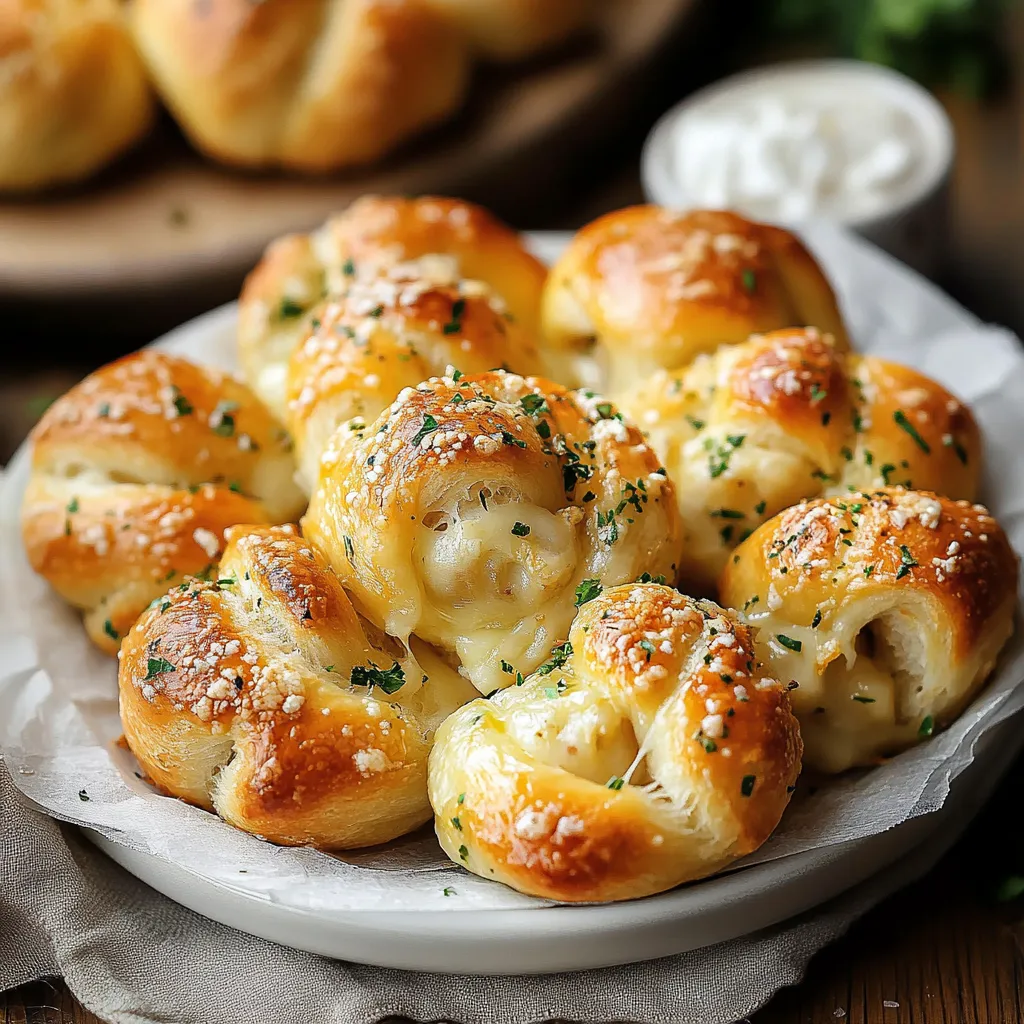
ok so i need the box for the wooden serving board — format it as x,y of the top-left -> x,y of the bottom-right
0,0 -> 696,301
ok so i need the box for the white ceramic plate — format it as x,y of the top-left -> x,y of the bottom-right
83,714 -> 1016,974
5,228 -> 1024,974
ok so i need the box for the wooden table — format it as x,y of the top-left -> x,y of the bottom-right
6,11 -> 1024,1024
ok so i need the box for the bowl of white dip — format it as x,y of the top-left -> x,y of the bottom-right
642,60 -> 954,275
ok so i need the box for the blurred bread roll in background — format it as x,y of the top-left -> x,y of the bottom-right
238,195 -> 548,419
720,489 -> 1018,773
21,352 -> 305,653
421,0 -> 592,61
618,327 -> 980,593
542,206 -> 850,392
0,0 -> 153,190
130,0 -> 470,172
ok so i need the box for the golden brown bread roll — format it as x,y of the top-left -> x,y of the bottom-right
21,352 -> 305,654
719,489 -> 1018,773
238,195 -> 548,419
120,524 -> 476,849
0,0 -> 153,190
130,0 -> 469,173
285,266 -> 543,491
421,0 -> 592,60
618,328 -> 980,594
428,583 -> 802,902
541,206 -> 850,391
303,370 -> 683,696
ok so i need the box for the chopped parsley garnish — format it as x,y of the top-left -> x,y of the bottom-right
574,579 -> 603,607
458,844 -> 469,862
78,789 -> 90,801
741,268 -> 757,294
639,639 -> 657,662
544,680 -> 568,699
720,525 -> 734,544
511,522 -> 531,537
606,776 -> 625,791
98,402 -> 111,418
442,298 -> 466,335
596,507 -> 619,545
411,413 -> 439,446
943,434 -> 968,465
754,500 -> 767,516
880,463 -> 897,485
535,420 -> 551,440
594,401 -> 616,420
343,535 -> 355,561
103,619 -> 119,641
561,456 -> 593,493
685,415 -> 705,430
451,817 -> 462,831
520,394 -> 547,416
696,733 -> 718,753
458,792 -> 465,804
350,661 -> 406,694
342,258 -> 355,276
809,383 -> 828,405
145,657 -> 176,679
277,297 -> 304,320
852,694 -> 876,704
369,305 -> 384,318
741,775 -> 756,797
443,887 -> 456,897
171,387 -> 193,417
893,410 -> 931,453
501,430 -> 527,449
896,544 -> 918,580
919,715 -> 935,737
811,609 -> 822,628
66,497 -> 79,514
501,660 -> 515,674
864,564 -> 875,577
211,400 -> 238,437
636,572 -> 666,585
708,434 -> 746,479
776,634 -> 802,653
536,641 -> 572,675
711,508 -> 745,520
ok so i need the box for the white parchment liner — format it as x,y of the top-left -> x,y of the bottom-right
3,225 -> 1024,913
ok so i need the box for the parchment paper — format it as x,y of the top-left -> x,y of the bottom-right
3,224 -> 1023,913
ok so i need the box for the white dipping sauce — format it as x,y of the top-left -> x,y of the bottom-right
673,95 -> 922,223
644,61 -> 953,232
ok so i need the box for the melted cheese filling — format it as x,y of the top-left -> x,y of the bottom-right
413,487 -> 583,692
758,618 -> 926,773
